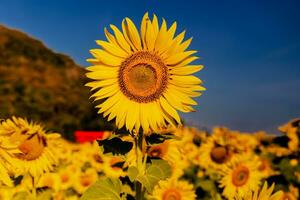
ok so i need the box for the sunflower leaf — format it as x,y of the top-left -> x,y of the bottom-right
97,137 -> 133,155
136,159 -> 172,192
80,177 -> 122,200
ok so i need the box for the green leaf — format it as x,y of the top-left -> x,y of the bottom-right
128,166 -> 139,182
136,160 -> 172,192
80,177 -> 122,200
97,137 -> 133,155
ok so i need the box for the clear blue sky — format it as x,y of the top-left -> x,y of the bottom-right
1,0 -> 299,133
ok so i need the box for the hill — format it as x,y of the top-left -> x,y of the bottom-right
0,25 -> 112,139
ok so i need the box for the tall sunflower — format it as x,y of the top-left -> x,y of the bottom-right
0,117 -> 60,178
86,13 -> 205,133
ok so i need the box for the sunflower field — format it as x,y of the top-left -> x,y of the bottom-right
0,12 -> 299,200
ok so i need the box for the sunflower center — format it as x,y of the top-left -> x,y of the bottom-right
17,134 -> 46,161
210,146 -> 230,164
232,165 -> 250,187
118,51 -> 168,103
163,189 -> 181,200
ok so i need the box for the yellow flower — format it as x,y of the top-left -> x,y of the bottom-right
73,168 -> 98,194
279,185 -> 299,200
0,117 -> 60,178
37,172 -> 61,192
86,12 -> 205,134
151,178 -> 196,200
258,158 -> 277,178
219,154 -> 263,199
147,140 -> 186,178
57,164 -> 79,190
279,118 -> 300,152
235,182 -> 283,200
102,155 -> 126,178
197,134 -> 237,170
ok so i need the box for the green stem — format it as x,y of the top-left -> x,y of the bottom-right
135,131 -> 144,200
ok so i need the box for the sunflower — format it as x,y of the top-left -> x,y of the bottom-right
151,178 -> 196,200
147,140 -> 186,178
37,172 -> 61,192
102,155 -> 127,178
219,154 -> 263,199
279,185 -> 299,200
235,182 -> 283,200
74,168 -> 98,194
278,118 -> 300,152
0,117 -> 60,178
197,134 -> 237,170
86,12 -> 205,134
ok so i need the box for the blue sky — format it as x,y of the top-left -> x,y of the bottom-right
1,0 -> 299,133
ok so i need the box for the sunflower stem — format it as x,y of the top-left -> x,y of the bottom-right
135,131 -> 144,200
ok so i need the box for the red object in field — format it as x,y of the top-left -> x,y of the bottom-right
75,131 -> 104,143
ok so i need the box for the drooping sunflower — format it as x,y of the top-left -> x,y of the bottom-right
235,182 -> 283,200
86,12 -> 205,133
0,117 -> 60,178
219,154 -> 263,199
151,178 -> 196,200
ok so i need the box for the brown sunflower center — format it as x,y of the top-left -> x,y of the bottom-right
210,146 -> 230,164
163,189 -> 181,200
118,51 -> 168,103
232,165 -> 250,187
17,134 -> 46,161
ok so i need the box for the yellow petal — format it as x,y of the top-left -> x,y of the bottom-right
159,97 -> 181,124
86,70 -> 118,80
152,14 -> 159,37
175,37 -> 193,53
90,49 -> 122,66
166,51 -> 197,65
167,85 -> 197,105
169,65 -> 203,75
145,19 -> 155,51
85,79 -> 118,91
140,12 -> 149,49
96,40 -> 128,58
91,84 -> 119,98
126,100 -> 139,131
154,19 -> 167,53
171,56 -> 199,68
110,25 -> 132,53
124,18 -> 142,50
170,75 -> 202,85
